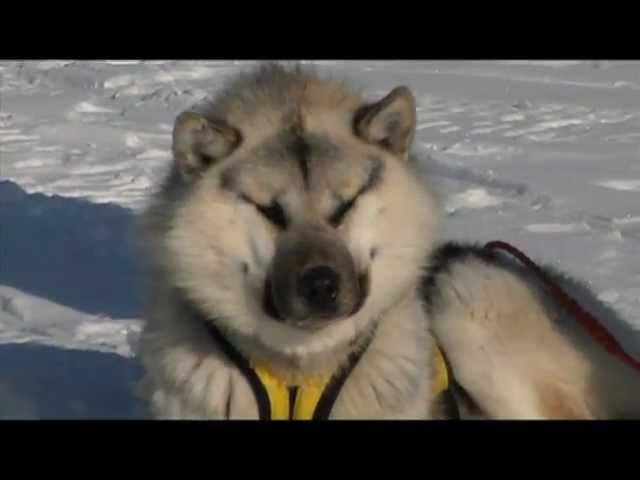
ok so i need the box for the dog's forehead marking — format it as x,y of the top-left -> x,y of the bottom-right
220,128 -> 383,209
274,130 -> 342,190
287,134 -> 311,189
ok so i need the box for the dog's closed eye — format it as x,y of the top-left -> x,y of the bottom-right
329,196 -> 358,227
329,161 -> 382,228
242,195 -> 288,230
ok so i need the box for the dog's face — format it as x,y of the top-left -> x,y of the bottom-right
161,85 -> 439,356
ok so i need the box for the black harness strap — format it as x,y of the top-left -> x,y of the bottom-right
204,319 -> 376,420
436,348 -> 460,420
312,336 -> 373,420
205,322 -> 271,420
288,386 -> 298,419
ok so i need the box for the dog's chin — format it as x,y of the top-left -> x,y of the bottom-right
261,273 -> 370,331
261,282 -> 330,331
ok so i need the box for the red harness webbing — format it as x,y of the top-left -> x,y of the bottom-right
484,240 -> 640,374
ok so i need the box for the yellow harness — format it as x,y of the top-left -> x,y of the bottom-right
205,318 -> 453,420
253,366 -> 332,420
253,347 -> 451,420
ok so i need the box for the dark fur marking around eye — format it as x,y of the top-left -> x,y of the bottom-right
329,196 -> 357,227
258,202 -> 288,229
241,194 -> 288,230
329,159 -> 383,227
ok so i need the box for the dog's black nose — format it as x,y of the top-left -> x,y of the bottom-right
297,265 -> 340,315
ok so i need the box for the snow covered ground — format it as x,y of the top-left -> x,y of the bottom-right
2,60 -> 639,418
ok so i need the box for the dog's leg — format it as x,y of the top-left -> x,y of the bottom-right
428,257 -> 599,419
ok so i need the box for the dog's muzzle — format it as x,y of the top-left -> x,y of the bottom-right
262,227 -> 370,327
263,268 -> 369,327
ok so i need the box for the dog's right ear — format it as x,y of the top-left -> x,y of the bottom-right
172,112 -> 241,181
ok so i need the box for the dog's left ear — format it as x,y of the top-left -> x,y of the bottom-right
354,86 -> 417,157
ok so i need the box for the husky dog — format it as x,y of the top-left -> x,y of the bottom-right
135,63 -> 443,419
135,62 -> 640,420
424,243 -> 640,419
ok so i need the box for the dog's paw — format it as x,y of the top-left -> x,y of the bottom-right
143,342 -> 249,419
147,388 -> 219,419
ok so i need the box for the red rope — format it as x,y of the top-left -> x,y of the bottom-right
484,240 -> 640,374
